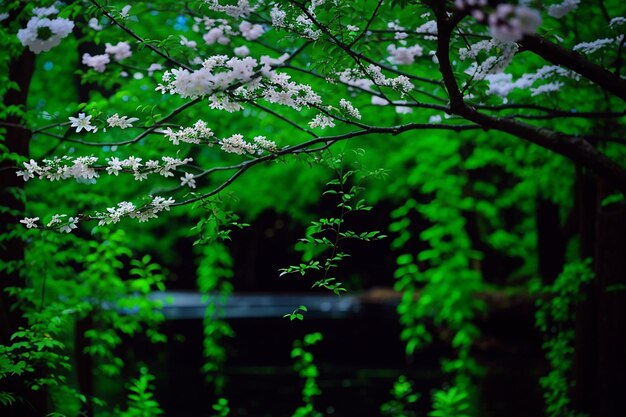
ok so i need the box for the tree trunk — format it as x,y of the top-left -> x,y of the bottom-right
536,198 -> 565,284
571,169 -> 598,415
594,185 -> 626,417
0,50 -> 47,416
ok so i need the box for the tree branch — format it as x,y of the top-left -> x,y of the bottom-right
520,35 -> 626,102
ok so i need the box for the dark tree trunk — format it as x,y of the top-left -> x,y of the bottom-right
75,315 -> 95,417
536,198 -> 565,285
571,169 -> 598,415
594,184 -> 626,417
0,50 -> 47,416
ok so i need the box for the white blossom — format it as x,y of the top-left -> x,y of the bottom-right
106,157 -> 124,176
573,38 -> 617,54
163,121 -> 214,145
253,136 -> 278,152
32,6 -> 59,17
107,113 -> 139,129
148,63 -> 163,76
530,81 -> 564,96
234,45 -> 250,57
105,41 -> 132,61
548,0 -> 580,19
610,17 -> 626,29
60,217 -> 78,233
68,113 -> 95,133
387,44 -> 424,65
488,4 -> 542,42
206,0 -> 255,18
120,5 -> 132,20
220,134 -> 258,154
180,173 -> 197,189
17,16 -> 74,54
239,21 -> 265,41
82,53 -> 110,72
151,196 -> 175,212
20,217 -> 39,229
270,6 -> 287,27
339,99 -> 362,120
88,17 -> 103,31
309,114 -> 335,129
428,115 -> 442,124
180,36 -> 197,50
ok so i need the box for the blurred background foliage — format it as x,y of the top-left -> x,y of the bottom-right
1,1 -> 625,417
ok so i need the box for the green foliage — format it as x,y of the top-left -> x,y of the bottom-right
429,387 -> 471,417
284,305 -> 308,321
280,151 -> 386,311
211,398 -> 230,417
194,198 -> 240,392
291,332 -> 324,417
380,375 -> 420,417
534,259 -> 594,417
117,367 -> 163,417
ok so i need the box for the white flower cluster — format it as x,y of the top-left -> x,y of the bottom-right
455,1 -> 542,42
573,38 -> 620,55
239,21 -> 265,40
163,120 -> 215,145
180,173 -> 196,189
158,54 -> 325,113
219,134 -> 277,155
460,39 -> 518,80
484,64 -> 580,99
53,215 -> 78,233
387,44 -> 424,65
106,156 -> 194,181
337,66 -> 414,96
205,0 -> 256,18
16,156 -> 99,182
234,45 -> 250,57
17,10 -> 74,54
415,20 -> 437,40
454,0 -> 489,21
388,21 -> 408,40
201,19 -> 236,45
20,217 -> 40,229
82,41 -> 132,73
610,17 -> 626,29
366,65 -> 414,95
107,113 -> 139,129
105,42 -> 133,61
32,6 -> 59,17
488,4 -> 542,42
16,155 -> 193,183
96,196 -> 176,226
157,55 -> 258,99
36,214 -> 79,233
309,114 -> 335,129
270,5 -> 287,27
262,70 -> 323,111
82,54 -> 110,73
191,14 -> 265,46
339,99 -> 362,120
148,63 -> 164,76
267,4 -> 321,40
89,17 -> 103,31
547,0 -> 580,19
162,121 -> 277,155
